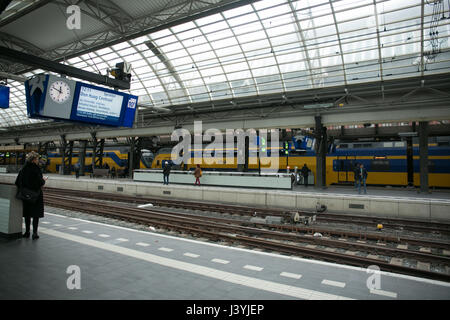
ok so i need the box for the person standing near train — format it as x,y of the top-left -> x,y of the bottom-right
74,161 -> 81,179
357,163 -> 368,195
163,160 -> 171,185
300,163 -> 310,187
15,151 -> 47,240
194,164 -> 202,186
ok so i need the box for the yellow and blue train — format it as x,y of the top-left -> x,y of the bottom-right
2,138 -> 449,187
151,138 -> 450,188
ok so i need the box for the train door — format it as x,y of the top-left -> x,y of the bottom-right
337,155 -> 356,184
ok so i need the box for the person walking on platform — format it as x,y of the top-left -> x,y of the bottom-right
74,161 -> 80,179
194,164 -> 202,186
163,160 -> 171,185
300,163 -> 310,187
353,162 -> 359,189
15,151 -> 47,240
357,163 -> 368,195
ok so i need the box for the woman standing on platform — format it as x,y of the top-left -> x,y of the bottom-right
194,164 -> 202,186
15,151 -> 47,240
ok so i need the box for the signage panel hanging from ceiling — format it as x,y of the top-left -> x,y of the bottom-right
24,74 -> 137,128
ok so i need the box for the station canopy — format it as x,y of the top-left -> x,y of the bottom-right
1,0 -> 449,128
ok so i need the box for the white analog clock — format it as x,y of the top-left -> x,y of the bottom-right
49,80 -> 71,104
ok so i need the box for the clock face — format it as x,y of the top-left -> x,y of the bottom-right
49,80 -> 71,104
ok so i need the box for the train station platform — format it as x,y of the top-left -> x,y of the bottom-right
1,210 -> 449,301
1,172 -> 450,222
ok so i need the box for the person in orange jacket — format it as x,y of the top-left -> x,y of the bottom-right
194,164 -> 202,186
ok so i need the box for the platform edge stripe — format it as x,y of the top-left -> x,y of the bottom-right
321,279 -> 346,288
184,252 -> 200,258
136,242 -> 150,247
39,227 -> 355,300
370,288 -> 398,298
98,234 -> 110,237
280,272 -> 302,279
211,258 -> 230,264
44,212 -> 450,288
243,265 -> 264,271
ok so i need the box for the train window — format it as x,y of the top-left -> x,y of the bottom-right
156,160 -> 160,166
371,160 -> 390,171
339,144 -> 348,149
428,160 -> 435,173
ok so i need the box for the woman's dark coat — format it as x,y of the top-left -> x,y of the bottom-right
15,162 -> 45,218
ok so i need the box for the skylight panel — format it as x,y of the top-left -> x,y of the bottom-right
176,28 -> 202,41
196,13 -> 223,26
257,4 -> 291,20
253,0 -> 286,11
171,21 -> 196,33
232,21 -> 263,35
200,20 -> 228,35
222,4 -> 254,18
227,12 -> 259,27
200,66 -> 224,78
210,36 -> 238,50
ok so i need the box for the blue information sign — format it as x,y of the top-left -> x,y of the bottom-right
0,85 -> 9,109
25,74 -> 137,127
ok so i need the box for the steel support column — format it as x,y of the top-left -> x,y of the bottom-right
128,137 -> 135,178
79,140 -> 87,176
60,135 -> 67,175
419,121 -> 429,193
406,137 -> 414,187
315,116 -> 327,188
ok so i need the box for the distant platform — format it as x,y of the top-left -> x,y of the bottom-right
1,173 -> 449,222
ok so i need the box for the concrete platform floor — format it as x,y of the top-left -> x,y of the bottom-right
1,210 -> 449,301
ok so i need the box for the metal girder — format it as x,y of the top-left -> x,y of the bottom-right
11,0 -> 261,74
53,0 -> 134,33
2,101 -> 450,145
0,46 -> 130,89
0,0 -> 52,28
0,31 -> 44,56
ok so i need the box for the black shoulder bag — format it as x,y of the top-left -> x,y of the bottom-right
15,170 -> 40,204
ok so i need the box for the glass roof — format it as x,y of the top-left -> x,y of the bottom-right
1,0 -> 450,128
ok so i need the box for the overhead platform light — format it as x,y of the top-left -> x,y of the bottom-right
398,132 -> 418,137
303,103 -> 334,109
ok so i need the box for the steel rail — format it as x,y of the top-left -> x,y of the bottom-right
43,193 -> 450,282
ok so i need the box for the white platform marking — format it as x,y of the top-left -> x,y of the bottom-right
280,272 -> 302,280
98,234 -> 110,238
136,242 -> 150,247
116,238 -> 129,242
321,279 -> 346,288
53,224 -> 63,227
42,221 -> 50,224
68,227 -> 78,230
184,253 -> 200,258
211,258 -> 230,264
39,227 -> 354,300
44,212 -> 450,288
158,247 -> 173,252
370,289 -> 398,298
244,265 -> 263,272
82,230 -> 93,234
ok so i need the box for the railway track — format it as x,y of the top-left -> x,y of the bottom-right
43,187 -> 450,237
42,190 -> 450,282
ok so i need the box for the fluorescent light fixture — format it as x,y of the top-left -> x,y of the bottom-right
303,103 -> 334,109
398,132 -> 418,137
